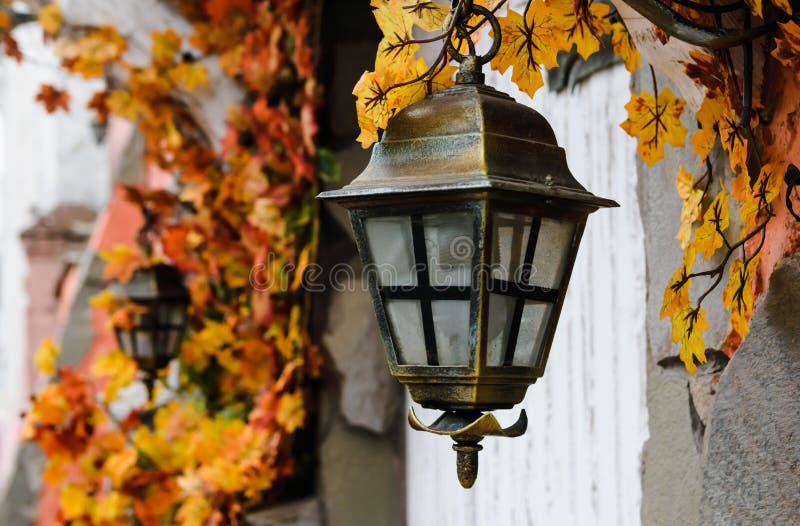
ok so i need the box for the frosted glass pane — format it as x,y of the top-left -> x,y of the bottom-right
365,216 -> 417,286
530,219 -> 575,289
385,299 -> 427,365
431,300 -> 470,366
512,302 -> 553,367
486,294 -> 516,366
423,212 -> 474,287
491,213 -> 532,282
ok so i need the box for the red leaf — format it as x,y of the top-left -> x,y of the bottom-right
35,84 -> 71,113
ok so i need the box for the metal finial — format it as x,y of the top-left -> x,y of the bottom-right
408,408 -> 528,488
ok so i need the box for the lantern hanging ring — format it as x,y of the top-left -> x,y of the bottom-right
447,2 -> 502,84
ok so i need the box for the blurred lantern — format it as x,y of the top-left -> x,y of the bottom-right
319,2 -> 617,488
111,263 -> 189,394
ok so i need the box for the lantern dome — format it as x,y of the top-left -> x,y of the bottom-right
320,83 -> 618,210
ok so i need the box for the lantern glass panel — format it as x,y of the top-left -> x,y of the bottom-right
512,301 -> 553,367
365,216 -> 416,287
485,211 -> 575,368
491,213 -> 533,282
363,209 -> 477,367
423,212 -> 473,287
384,299 -> 427,365
431,299 -> 470,365
530,218 -> 576,289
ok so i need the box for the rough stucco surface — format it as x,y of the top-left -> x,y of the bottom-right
700,257 -> 800,525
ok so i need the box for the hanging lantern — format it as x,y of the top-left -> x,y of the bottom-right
111,263 -> 189,391
319,2 -> 617,488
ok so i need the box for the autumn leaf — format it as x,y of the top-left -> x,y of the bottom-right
35,84 -> 71,113
403,0 -> 450,32
92,349 -> 138,403
740,162 -> 784,227
34,338 -> 61,376
660,259 -> 693,320
718,106 -> 748,174
770,0 -> 792,15
152,28 -> 182,66
171,61 -> 210,90
38,2 -> 63,36
58,24 -> 127,79
675,165 -> 703,248
490,5 -> 560,97
60,484 -> 89,520
743,0 -> 763,16
611,21 -> 640,73
276,390 -> 305,433
723,256 -> 759,339
548,0 -> 611,60
692,188 -> 730,260
671,306 -> 709,375
3,34 -> 22,62
0,12 -> 10,31
100,245 -> 146,283
87,90 -> 110,122
205,0 -> 254,22
772,21 -> 800,76
684,51 -> 728,97
692,95 -> 723,161
621,87 -> 688,166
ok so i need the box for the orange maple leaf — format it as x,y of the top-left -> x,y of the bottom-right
205,0 -> 254,22
99,245 -> 147,283
35,84 -> 71,113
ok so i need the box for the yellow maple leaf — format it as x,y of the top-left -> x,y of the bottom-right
60,483 -> 89,520
740,162 -> 784,227
744,0 -> 763,16
770,0 -> 793,14
102,448 -> 138,488
490,5 -> 560,97
90,491 -> 131,524
151,28 -> 182,66
34,337 -> 60,376
723,256 -> 760,339
276,390 -> 305,433
671,306 -> 709,375
106,90 -> 142,120
611,21 -> 640,73
548,0 -> 611,59
772,21 -> 800,76
89,289 -> 117,311
99,244 -> 145,283
676,165 -> 704,248
92,349 -> 138,403
660,260 -> 693,320
692,188 -> 730,260
38,2 -> 63,36
402,0 -> 450,33
621,87 -> 688,166
718,106 -> 748,174
59,24 -> 127,79
171,62 -> 209,90
691,95 -> 724,161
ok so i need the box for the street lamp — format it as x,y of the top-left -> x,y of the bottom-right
110,263 -> 189,394
319,3 -> 617,488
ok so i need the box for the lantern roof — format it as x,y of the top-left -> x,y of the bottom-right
320,83 -> 619,209
111,263 -> 189,303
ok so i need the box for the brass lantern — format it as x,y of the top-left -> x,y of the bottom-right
319,4 -> 617,488
111,263 -> 190,393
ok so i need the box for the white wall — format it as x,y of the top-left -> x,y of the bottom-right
405,63 -> 648,525
0,25 -> 108,496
